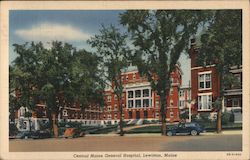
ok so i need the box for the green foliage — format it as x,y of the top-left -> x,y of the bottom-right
38,121 -> 51,130
179,109 -> 189,120
9,122 -> 18,136
221,111 -> 235,125
120,10 -> 212,134
88,25 -> 131,136
10,41 -> 105,136
198,10 -> 242,133
198,10 -> 242,70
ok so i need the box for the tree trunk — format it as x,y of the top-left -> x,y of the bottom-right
216,108 -> 222,133
160,94 -> 167,135
52,113 -> 59,137
119,104 -> 124,136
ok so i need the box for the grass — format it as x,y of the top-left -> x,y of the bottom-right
124,123 -> 242,134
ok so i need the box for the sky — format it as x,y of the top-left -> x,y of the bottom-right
9,10 -> 191,87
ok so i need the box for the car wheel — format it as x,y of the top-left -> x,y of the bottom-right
191,130 -> 198,136
167,131 -> 173,136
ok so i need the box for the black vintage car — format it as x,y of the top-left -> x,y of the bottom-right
166,122 -> 205,136
15,131 -> 34,139
30,130 -> 51,139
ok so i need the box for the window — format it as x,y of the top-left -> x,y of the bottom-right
170,111 -> 174,118
156,112 -> 159,118
179,100 -> 185,108
128,111 -> 133,119
128,91 -> 133,98
199,72 -> 212,89
144,111 -> 148,118
170,99 -> 173,107
156,101 -> 159,108
127,88 -> 152,109
20,107 -> 25,117
126,75 -> 129,81
108,106 -> 111,111
170,88 -> 173,95
63,110 -> 68,116
143,89 -> 149,97
135,100 -> 141,108
198,94 -> 212,110
232,99 -> 240,107
121,76 -> 124,82
128,100 -> 134,108
108,114 -> 111,119
114,95 -> 117,100
179,90 -> 184,97
143,99 -> 149,107
133,74 -> 136,80
135,90 -> 141,98
107,96 -> 111,102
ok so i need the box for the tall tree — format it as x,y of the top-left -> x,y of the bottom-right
10,42 -> 43,131
10,41 -> 105,137
197,10 -> 242,133
87,25 -> 131,136
120,10 -> 211,135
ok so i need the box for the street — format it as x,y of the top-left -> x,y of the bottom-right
9,134 -> 242,152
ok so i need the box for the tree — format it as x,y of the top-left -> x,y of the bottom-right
87,25 -> 131,136
198,10 -> 242,133
10,42 -> 42,131
120,10 -> 211,135
10,41 -> 105,137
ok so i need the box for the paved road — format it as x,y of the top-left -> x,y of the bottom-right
9,134 -> 242,152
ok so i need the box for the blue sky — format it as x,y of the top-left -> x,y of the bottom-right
9,10 -> 191,86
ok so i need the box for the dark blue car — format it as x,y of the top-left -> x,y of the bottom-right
166,122 -> 205,136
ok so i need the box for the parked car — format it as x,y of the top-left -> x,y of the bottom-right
31,130 -> 51,139
166,122 -> 205,136
15,131 -> 34,139
63,128 -> 85,138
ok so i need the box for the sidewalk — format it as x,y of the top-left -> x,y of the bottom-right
85,130 -> 242,137
202,130 -> 242,136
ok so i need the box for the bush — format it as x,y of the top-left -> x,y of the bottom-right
9,122 -> 18,136
229,111 -> 235,122
38,121 -> 51,130
143,120 -> 150,124
222,112 -> 231,125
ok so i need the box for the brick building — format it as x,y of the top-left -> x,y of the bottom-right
189,38 -> 221,119
189,38 -> 242,122
101,65 -> 183,125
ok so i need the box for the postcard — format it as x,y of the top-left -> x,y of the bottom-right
0,1 -> 249,160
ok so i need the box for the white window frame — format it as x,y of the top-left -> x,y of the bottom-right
63,110 -> 68,116
126,87 -> 152,109
198,93 -> 212,111
179,90 -> 184,97
198,71 -> 212,90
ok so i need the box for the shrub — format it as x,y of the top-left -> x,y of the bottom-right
9,122 -> 18,136
222,112 -> 231,125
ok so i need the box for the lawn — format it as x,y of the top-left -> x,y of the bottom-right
125,123 -> 242,134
